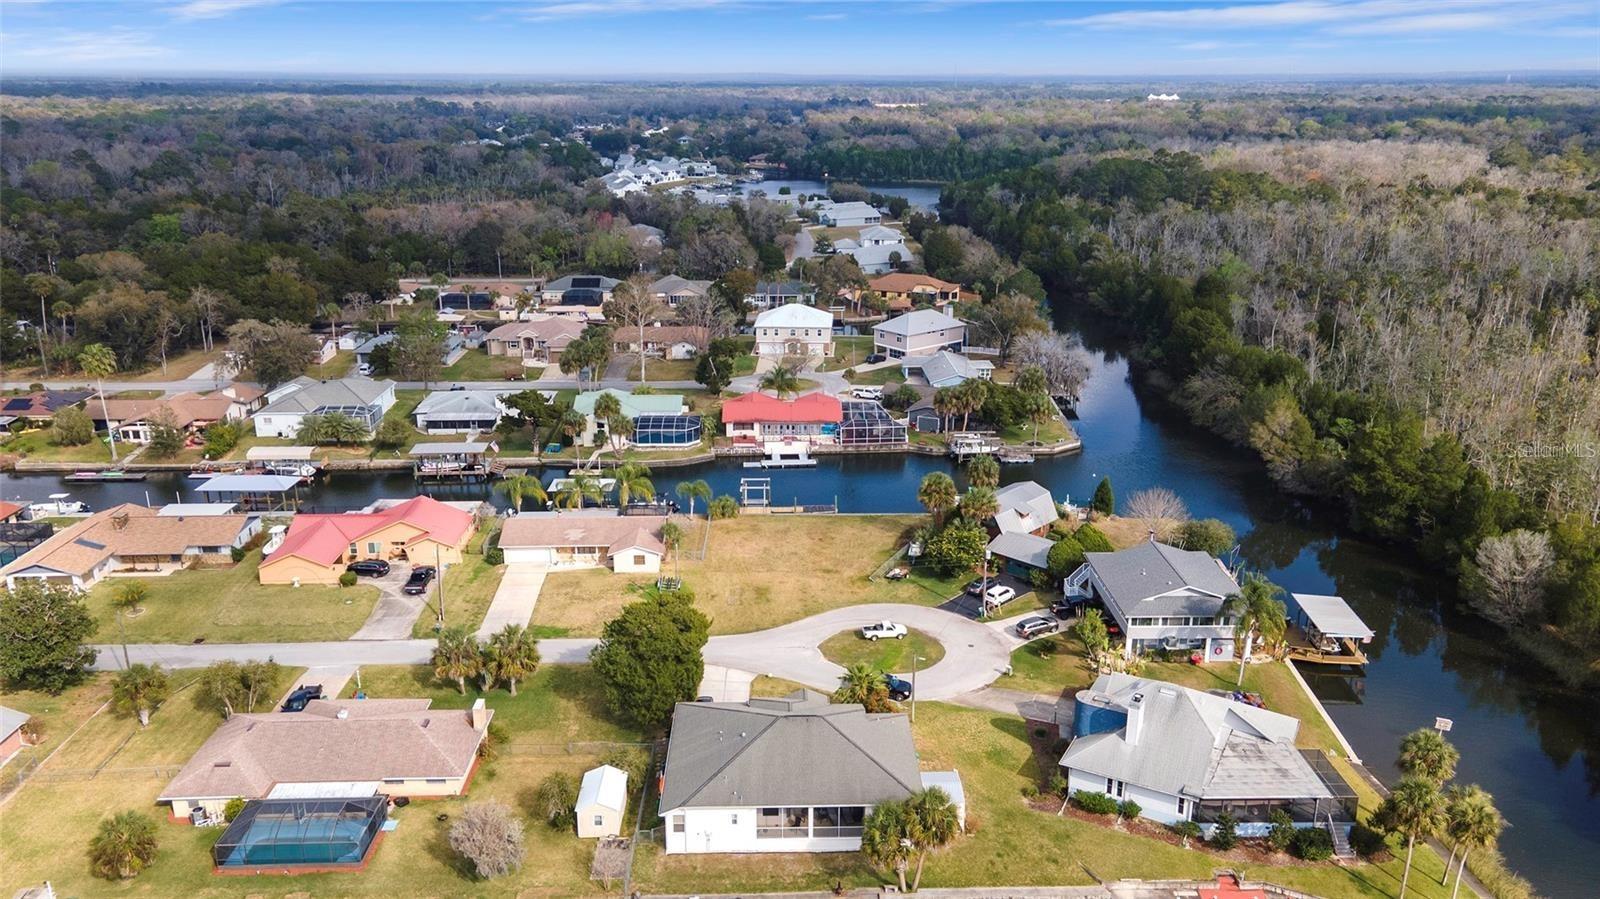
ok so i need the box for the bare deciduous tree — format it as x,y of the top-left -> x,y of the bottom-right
448,801 -> 525,880
1126,487 -> 1190,542
1011,332 -> 1091,399
1463,529 -> 1553,626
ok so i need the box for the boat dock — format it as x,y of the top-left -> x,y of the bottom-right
948,432 -> 1002,459
742,440 -> 818,469
1284,593 -> 1374,667
409,441 -> 491,482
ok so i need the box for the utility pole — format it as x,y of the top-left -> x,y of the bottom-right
910,654 -> 925,724
434,544 -> 447,626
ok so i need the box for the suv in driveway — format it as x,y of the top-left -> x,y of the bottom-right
346,559 -> 391,577
402,566 -> 437,595
983,584 -> 1017,607
885,675 -> 913,701
280,684 -> 324,712
1015,615 -> 1060,639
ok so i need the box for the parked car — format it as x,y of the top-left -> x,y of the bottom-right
983,584 -> 1017,607
346,559 -> 391,577
885,675 -> 913,701
864,353 -> 886,364
964,578 -> 987,597
861,620 -> 908,641
850,386 -> 884,400
280,684 -> 324,713
402,565 -> 438,595
1049,598 -> 1080,619
1015,616 -> 1060,639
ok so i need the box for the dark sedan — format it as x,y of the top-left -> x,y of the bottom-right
346,559 -> 391,577
402,565 -> 438,595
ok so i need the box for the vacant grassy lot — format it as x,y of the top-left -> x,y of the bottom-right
83,550 -> 379,643
820,627 -> 945,672
0,427 -> 114,463
534,515 -> 966,636
411,524 -> 507,637
1,665 -> 639,898
220,431 -> 371,462
442,351 -> 533,381
844,365 -> 906,386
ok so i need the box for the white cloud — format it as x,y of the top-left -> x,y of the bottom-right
510,0 -> 741,21
807,12 -> 848,20
166,0 -> 283,19
15,28 -> 172,61
1045,0 -> 1565,33
1333,12 -> 1504,33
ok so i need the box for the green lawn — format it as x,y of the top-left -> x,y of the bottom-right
535,515 -> 965,637
816,335 -> 876,372
442,351 -> 538,381
83,550 -> 379,644
820,627 -> 945,672
844,365 -> 906,386
411,524 -> 507,637
0,427 -> 114,463
310,349 -> 356,379
2,665 -> 641,898
111,389 -> 165,399
640,357 -> 699,381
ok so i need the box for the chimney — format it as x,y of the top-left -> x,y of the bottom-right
1124,692 -> 1146,746
470,698 -> 487,731
336,707 -> 350,720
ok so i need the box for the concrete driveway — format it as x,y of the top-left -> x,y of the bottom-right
350,565 -> 432,641
477,564 -> 546,638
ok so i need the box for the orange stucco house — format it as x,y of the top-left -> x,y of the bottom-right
258,496 -> 475,585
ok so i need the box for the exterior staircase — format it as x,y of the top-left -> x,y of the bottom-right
1326,815 -> 1354,859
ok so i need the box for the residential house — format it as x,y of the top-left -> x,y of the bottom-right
1060,674 -> 1356,836
0,504 -> 260,590
0,389 -> 89,428
95,391 -> 239,445
571,389 -> 694,447
987,532 -> 1056,579
873,309 -> 966,360
814,201 -> 882,227
258,495 -> 475,585
499,511 -> 666,573
1064,540 -> 1242,658
216,383 -> 268,416
744,280 -> 817,311
540,275 -> 620,309
658,690 -> 962,854
899,350 -> 994,388
753,304 -> 833,358
868,273 -> 963,311
612,325 -> 706,360
159,697 -> 493,821
252,377 -> 398,439
648,275 -> 713,308
720,392 -> 842,444
1,706 -> 34,767
577,765 -> 629,838
483,317 -> 586,364
412,390 -> 512,434
992,481 -> 1060,536
838,225 -> 912,274
353,331 -> 467,371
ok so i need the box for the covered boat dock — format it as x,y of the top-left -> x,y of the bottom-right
409,441 -> 491,482
1285,593 -> 1373,666
195,473 -> 305,512
244,446 -> 323,479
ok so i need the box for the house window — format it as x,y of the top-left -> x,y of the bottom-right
593,815 -> 604,826
671,815 -> 685,833
633,555 -> 646,566
1106,777 -> 1114,794
368,542 -> 381,554
426,778 -> 447,785
757,807 -> 809,839
811,806 -> 865,838
349,543 -> 359,557
1177,797 -> 1187,815
1115,780 -> 1125,798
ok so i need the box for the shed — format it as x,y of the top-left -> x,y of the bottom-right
576,764 -> 629,838
920,770 -> 967,828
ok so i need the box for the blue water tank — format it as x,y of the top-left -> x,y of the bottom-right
1072,691 -> 1128,739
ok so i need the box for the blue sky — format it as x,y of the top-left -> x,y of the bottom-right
1,1 -> 1595,77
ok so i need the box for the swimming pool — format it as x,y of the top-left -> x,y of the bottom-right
212,797 -> 386,868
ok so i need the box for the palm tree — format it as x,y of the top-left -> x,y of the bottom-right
1398,727 -> 1460,787
931,387 -> 959,432
78,343 -> 120,462
112,663 -> 170,727
966,453 -> 999,489
1376,777 -> 1447,898
758,363 -> 802,398
960,486 -> 998,524
660,520 -> 684,581
905,787 -> 961,892
321,301 -> 343,349
1220,571 -> 1288,686
612,461 -> 655,508
432,626 -> 481,694
557,407 -> 587,447
832,663 -> 893,712
483,624 -> 540,695
497,474 -> 547,512
1444,785 -> 1503,899
88,811 -> 160,880
860,800 -> 913,893
676,479 -> 712,517
917,472 -> 957,525
956,378 -> 989,430
556,473 -> 604,510
111,581 -> 148,668
592,392 -> 623,451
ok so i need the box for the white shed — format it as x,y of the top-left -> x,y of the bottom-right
576,764 -> 629,838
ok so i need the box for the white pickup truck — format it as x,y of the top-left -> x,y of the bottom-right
861,620 -> 908,641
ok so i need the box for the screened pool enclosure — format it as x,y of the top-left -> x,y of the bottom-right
213,797 -> 387,869
838,401 -> 908,445
630,414 -> 703,447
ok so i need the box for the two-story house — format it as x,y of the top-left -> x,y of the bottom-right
754,304 -> 833,358
1064,540 -> 1242,659
872,309 -> 966,360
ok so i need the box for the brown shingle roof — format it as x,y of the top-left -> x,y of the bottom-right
160,699 -> 490,801
0,504 -> 252,580
98,392 -> 233,427
499,513 -> 666,555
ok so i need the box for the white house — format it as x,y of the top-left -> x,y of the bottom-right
814,201 -> 882,227
873,309 -> 966,360
498,511 -> 666,573
992,480 -> 1060,536
252,377 -> 398,439
577,764 -> 629,838
1064,540 -> 1241,659
839,225 -> 912,274
571,389 -> 696,448
1060,674 -> 1356,839
743,280 -> 817,311
658,690 -> 962,854
412,390 -> 512,434
754,303 -> 833,358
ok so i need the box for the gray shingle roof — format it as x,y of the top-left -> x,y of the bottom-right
988,532 -> 1055,569
992,481 -> 1059,535
1084,541 -> 1239,619
1059,674 -> 1327,801
258,377 -> 394,416
659,691 -> 922,812
875,308 -> 963,337
413,390 -> 509,419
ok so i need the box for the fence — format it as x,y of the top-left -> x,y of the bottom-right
499,740 -> 656,758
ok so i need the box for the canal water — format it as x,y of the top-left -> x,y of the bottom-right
2,334 -> 1594,895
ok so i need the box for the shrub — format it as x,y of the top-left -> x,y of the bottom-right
1116,800 -> 1142,819
1047,772 -> 1068,797
1070,790 -> 1118,815
1210,811 -> 1239,849
1021,784 -> 1039,799
223,798 -> 246,822
531,772 -> 578,829
1073,523 -> 1114,552
1349,821 -> 1389,859
49,406 -> 95,446
338,571 -> 357,588
230,546 -> 246,563
1266,808 -> 1296,851
477,720 -> 508,761
708,495 -> 739,519
1029,568 -> 1054,592
372,416 -> 414,450
448,801 -> 525,879
202,421 -> 239,457
884,384 -> 920,411
88,811 -> 159,880
484,546 -> 505,566
1171,820 -> 1203,845
1290,825 -> 1335,861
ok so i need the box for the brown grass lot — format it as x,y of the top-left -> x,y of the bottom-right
533,515 -> 966,636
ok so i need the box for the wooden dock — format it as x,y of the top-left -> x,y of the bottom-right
1284,624 -> 1368,667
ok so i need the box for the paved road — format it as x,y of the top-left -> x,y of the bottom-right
91,603 -> 1022,701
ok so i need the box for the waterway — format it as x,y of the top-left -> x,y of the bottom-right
2,332 -> 1594,895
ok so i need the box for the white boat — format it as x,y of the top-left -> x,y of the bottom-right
743,441 -> 817,469
25,493 -> 91,519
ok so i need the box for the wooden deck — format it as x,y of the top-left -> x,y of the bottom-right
1284,623 -> 1369,666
